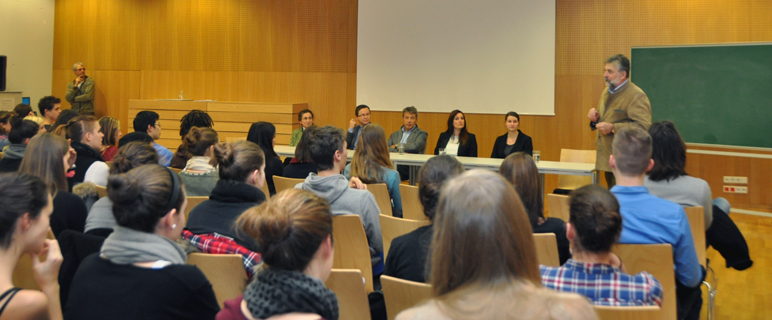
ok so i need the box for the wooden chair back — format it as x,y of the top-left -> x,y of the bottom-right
379,215 -> 431,260
593,305 -> 661,320
556,149 -> 596,190
325,269 -> 371,320
332,215 -> 374,292
95,185 -> 108,199
533,233 -> 560,267
546,193 -> 570,221
381,275 -> 433,320
367,183 -> 393,216
683,206 -> 706,267
260,180 -> 271,199
273,176 -> 304,194
169,167 -> 183,174
612,244 -> 676,320
187,253 -> 248,308
184,196 -> 209,220
398,184 -> 426,221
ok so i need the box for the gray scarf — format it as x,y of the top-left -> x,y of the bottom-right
3,144 -> 26,160
100,226 -> 187,265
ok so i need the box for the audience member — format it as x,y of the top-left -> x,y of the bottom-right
344,124 -> 403,217
133,110 -> 173,166
19,134 -> 87,237
23,115 -> 48,134
645,120 -> 752,270
396,170 -> 595,320
384,155 -> 464,283
65,62 -> 95,115
117,131 -> 153,147
38,96 -> 63,131
297,125 -> 383,270
609,127 -> 702,320
247,121 -> 283,195
433,110 -> 477,157
0,112 -> 13,150
540,185 -> 663,306
171,110 -> 214,168
346,104 -> 372,150
500,152 -> 570,264
66,116 -> 109,187
217,189 -> 338,320
289,109 -> 314,147
0,119 -> 40,172
65,164 -> 219,319
0,172 -> 63,320
49,109 -> 79,136
84,142 -> 159,236
491,111 -> 533,158
179,127 -> 220,196
283,125 -> 318,179
98,117 -> 122,161
13,103 -> 34,118
387,106 -> 428,180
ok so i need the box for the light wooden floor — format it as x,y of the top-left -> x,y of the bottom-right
700,214 -> 772,320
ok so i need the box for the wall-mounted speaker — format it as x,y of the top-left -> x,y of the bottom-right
0,56 -> 6,91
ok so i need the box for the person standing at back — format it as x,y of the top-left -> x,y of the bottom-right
133,110 -> 173,166
65,63 -> 95,115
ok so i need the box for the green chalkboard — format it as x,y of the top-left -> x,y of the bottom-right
631,43 -> 772,148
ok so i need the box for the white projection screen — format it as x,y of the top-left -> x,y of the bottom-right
357,0 -> 556,115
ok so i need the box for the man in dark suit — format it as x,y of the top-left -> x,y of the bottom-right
387,106 -> 428,180
346,104 -> 372,150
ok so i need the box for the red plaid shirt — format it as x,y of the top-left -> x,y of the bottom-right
182,230 -> 261,278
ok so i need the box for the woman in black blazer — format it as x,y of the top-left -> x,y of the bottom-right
491,111 -> 533,158
434,110 -> 477,157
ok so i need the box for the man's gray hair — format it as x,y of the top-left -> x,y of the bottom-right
72,62 -> 84,71
611,127 -> 652,176
605,54 -> 630,78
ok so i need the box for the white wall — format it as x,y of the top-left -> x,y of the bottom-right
0,0 -> 55,110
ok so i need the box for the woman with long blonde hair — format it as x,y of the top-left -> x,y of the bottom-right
344,124 -> 402,216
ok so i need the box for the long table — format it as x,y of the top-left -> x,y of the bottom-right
275,146 -> 598,187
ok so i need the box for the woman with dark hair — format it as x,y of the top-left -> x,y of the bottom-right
396,170 -> 594,320
49,109 -> 79,137
500,152 -> 570,264
289,109 -> 314,147
170,110 -> 214,169
0,112 -> 15,150
19,133 -> 86,237
66,116 -> 108,187
0,172 -> 63,320
0,119 -> 41,172
84,142 -> 160,235
97,117 -> 122,161
247,121 -> 283,195
283,126 -> 318,179
179,127 -> 220,196
384,155 -> 464,283
344,124 -> 403,216
491,111 -> 533,158
645,120 -> 752,270
433,110 -> 477,157
65,164 -> 219,319
217,189 -> 337,320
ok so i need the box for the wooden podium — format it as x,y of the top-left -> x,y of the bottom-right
128,100 -> 308,152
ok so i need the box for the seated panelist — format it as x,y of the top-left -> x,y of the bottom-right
491,111 -> 533,158
433,110 -> 477,157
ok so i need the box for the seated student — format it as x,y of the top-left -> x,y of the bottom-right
0,119 -> 40,172
19,134 -> 87,237
289,109 -> 314,147
133,110 -> 173,166
491,111 -> 533,158
49,109 -> 79,136
22,115 -> 48,135
38,96 -> 62,131
500,152 -> 571,264
296,125 -> 383,270
247,122 -> 283,195
65,164 -> 220,319
0,172 -> 63,320
541,185 -> 663,306
13,103 -> 34,118
179,127 -> 220,197
396,170 -> 595,320
645,121 -> 752,270
66,116 -> 109,188
609,127 -> 703,320
97,117 -> 122,161
384,155 -> 464,283
433,110 -> 477,157
283,126 -> 318,179
0,112 -> 13,150
344,124 -> 403,217
183,140 -> 267,257
217,189 -> 337,320
84,142 -> 160,236
171,110 -> 214,169
387,106 -> 428,180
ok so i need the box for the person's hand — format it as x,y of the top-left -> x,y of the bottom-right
349,118 -> 357,129
66,139 -> 77,168
75,76 -> 85,86
349,177 -> 367,190
588,108 -> 600,122
596,122 -> 614,135
609,252 -> 626,273
32,239 -> 63,291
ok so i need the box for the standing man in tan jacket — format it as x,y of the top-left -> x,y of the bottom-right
588,54 -> 651,188
66,62 -> 95,115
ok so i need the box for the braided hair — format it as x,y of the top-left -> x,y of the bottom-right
179,110 -> 214,138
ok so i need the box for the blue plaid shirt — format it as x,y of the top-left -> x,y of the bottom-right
540,259 -> 663,306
